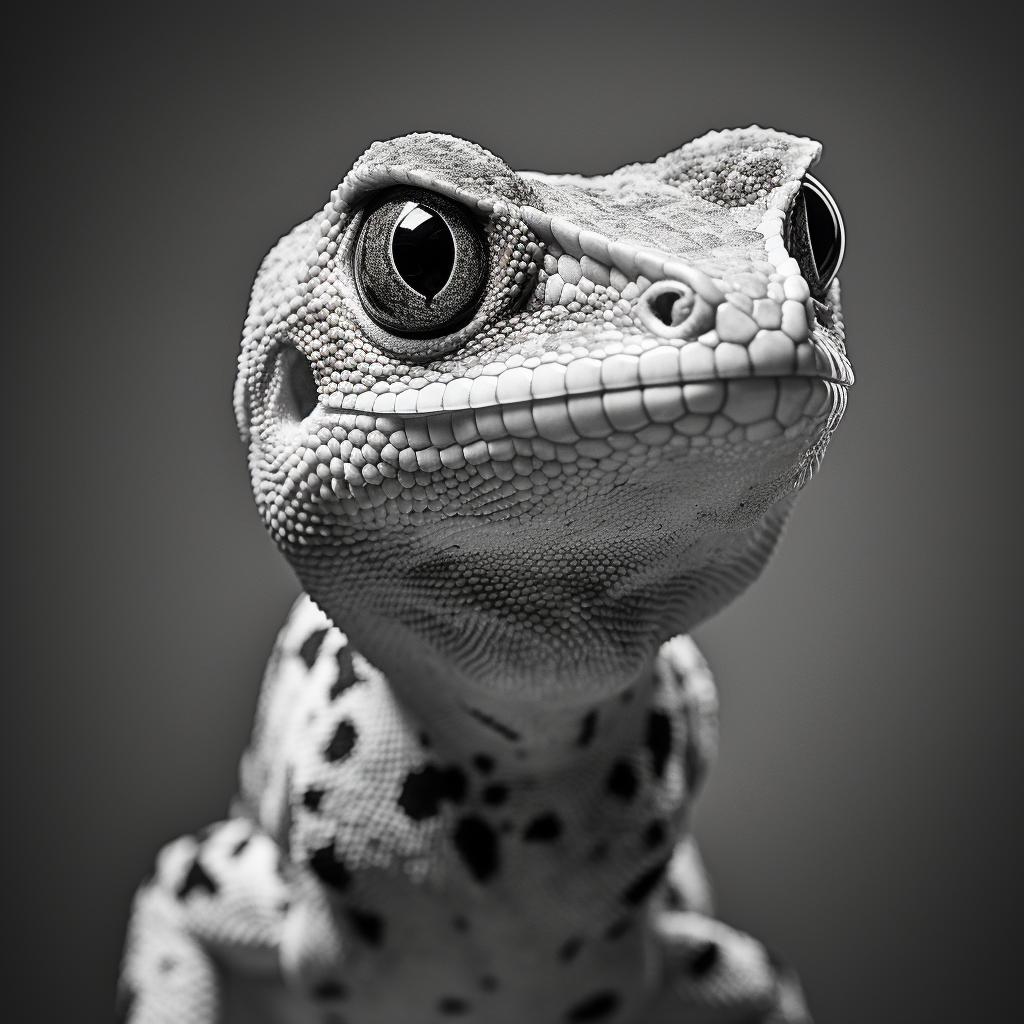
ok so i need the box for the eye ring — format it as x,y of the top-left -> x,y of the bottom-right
353,187 -> 488,352
785,173 -> 845,298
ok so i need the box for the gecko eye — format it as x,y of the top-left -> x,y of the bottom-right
354,187 -> 488,342
785,174 -> 844,299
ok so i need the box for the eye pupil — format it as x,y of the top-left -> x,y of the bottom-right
785,174 -> 844,298
800,180 -> 841,283
391,203 -> 455,304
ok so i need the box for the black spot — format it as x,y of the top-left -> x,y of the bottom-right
465,706 -> 521,742
622,857 -> 670,905
299,627 -> 329,669
472,753 -> 495,774
324,719 -> 358,762
604,917 -> 631,940
453,815 -> 499,882
559,936 -> 583,962
482,784 -> 508,806
452,914 -> 470,932
157,955 -> 178,973
523,813 -> 562,842
620,688 -> 634,704
330,647 -> 358,699
309,843 -> 351,890
398,764 -> 468,821
346,908 -> 385,946
230,835 -> 251,857
646,711 -> 672,778
643,820 -> 667,849
419,730 -> 432,747
313,980 -> 347,1000
565,990 -> 621,1021
687,939 -> 719,976
303,787 -> 325,812
438,996 -> 470,1014
576,710 -> 598,747
589,843 -> 609,862
480,975 -> 499,991
177,857 -> 218,899
606,761 -> 638,800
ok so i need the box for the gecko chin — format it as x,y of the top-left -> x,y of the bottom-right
280,383 -> 837,695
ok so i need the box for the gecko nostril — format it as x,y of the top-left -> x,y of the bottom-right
636,280 -> 703,338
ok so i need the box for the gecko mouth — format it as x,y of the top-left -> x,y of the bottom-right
310,338 -> 850,420
271,317 -> 850,445
394,375 -> 838,456
271,341 -> 844,493
282,374 -> 839,500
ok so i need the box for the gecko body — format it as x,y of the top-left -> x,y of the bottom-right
120,127 -> 851,1023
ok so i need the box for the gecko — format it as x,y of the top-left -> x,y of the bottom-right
119,126 -> 851,1023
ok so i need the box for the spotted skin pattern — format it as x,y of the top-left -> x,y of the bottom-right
120,128 -> 851,1022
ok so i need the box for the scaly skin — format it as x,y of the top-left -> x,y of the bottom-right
120,127 -> 852,1024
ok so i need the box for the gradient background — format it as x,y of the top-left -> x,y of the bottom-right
6,5 -> 1019,1021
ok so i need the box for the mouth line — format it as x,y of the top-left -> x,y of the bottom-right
325,349 -> 852,419
300,373 -> 841,469
326,372 -> 846,403
319,367 -> 850,423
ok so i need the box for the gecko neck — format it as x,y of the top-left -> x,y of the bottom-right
331,611 -> 661,777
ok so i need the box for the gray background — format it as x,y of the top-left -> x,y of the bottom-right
6,5 -> 1019,1021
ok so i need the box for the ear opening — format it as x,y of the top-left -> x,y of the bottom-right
273,344 -> 320,427
236,341 -> 320,445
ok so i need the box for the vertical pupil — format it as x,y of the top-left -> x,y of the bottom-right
391,203 -> 456,303
801,182 -> 839,281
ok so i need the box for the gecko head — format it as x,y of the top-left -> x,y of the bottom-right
234,129 -> 851,697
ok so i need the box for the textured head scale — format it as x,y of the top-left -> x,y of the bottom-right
235,128 -> 851,696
